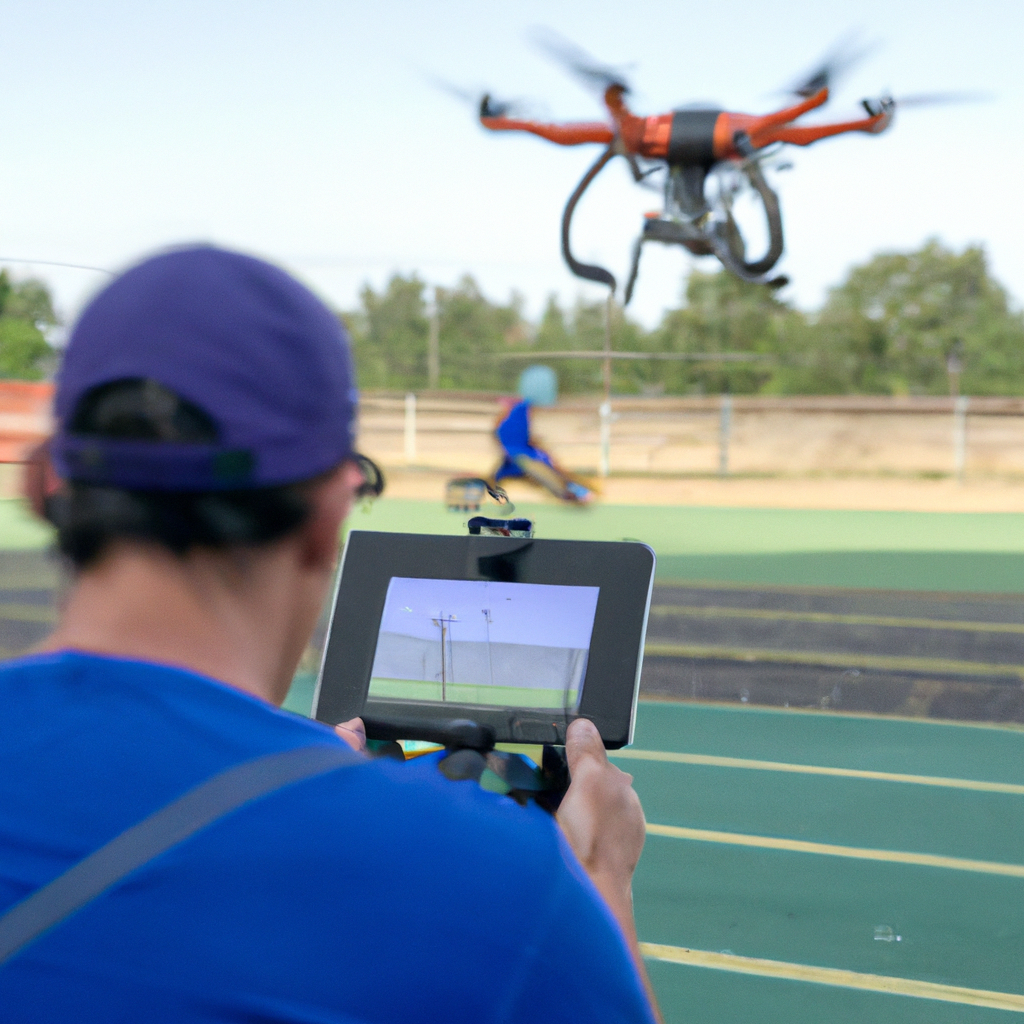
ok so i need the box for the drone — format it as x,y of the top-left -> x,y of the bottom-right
457,35 -> 976,302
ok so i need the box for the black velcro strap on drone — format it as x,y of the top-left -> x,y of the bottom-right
0,743 -> 358,969
667,108 -> 721,167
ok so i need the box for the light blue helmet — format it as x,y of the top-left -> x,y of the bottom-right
518,365 -> 557,407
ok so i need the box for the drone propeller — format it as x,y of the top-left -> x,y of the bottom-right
787,31 -> 876,99
887,91 -> 992,108
531,27 -> 633,96
479,94 -> 522,119
428,76 -> 533,120
859,91 -> 990,118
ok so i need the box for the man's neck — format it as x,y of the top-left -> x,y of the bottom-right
40,542 -> 308,706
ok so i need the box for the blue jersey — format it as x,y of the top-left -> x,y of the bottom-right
0,651 -> 653,1023
495,401 -> 556,482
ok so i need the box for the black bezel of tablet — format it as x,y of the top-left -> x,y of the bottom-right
313,531 -> 655,748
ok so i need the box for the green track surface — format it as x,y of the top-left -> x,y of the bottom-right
632,700 -> 1024,782
8,492 -> 1024,591
643,960 -> 1018,1024
627,702 -> 1024,1021
348,498 -> 1024,591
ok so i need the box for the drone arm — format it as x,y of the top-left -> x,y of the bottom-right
713,89 -> 830,158
480,116 -> 614,146
752,87 -> 829,133
761,110 -> 890,147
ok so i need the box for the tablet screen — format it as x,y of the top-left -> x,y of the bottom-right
368,577 -> 600,711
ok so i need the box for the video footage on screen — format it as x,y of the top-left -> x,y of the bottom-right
368,577 -> 600,711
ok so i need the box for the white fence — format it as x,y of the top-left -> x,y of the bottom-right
357,393 -> 1024,480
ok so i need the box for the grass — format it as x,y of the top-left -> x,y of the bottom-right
0,499 -> 59,551
367,676 -> 576,708
6,492 -> 1023,591
348,498 -> 1024,592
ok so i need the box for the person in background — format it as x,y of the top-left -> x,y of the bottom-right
494,364 -> 593,503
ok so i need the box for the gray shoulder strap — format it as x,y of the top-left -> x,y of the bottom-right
0,743 -> 357,968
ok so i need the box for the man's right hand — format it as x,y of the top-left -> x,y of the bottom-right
557,718 -> 646,913
557,718 -> 660,1020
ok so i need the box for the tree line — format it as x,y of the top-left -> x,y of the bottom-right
0,271 -> 57,380
3,240 -> 1021,396
343,240 -> 1024,397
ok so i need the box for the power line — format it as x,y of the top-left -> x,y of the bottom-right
0,258 -> 113,276
494,350 -> 772,362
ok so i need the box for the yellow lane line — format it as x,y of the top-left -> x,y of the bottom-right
650,603 -> 1024,634
638,943 -> 1024,1012
653,578 -> 1024,602
610,748 -> 1024,796
643,641 -> 1024,680
646,823 -> 1024,878
635,695 -> 1024,733
0,602 -> 55,624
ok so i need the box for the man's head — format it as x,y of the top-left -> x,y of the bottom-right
42,246 -> 376,699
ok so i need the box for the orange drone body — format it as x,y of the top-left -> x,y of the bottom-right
475,59 -> 898,296
480,85 -> 890,160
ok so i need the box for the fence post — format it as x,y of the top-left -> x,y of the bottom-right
718,394 -> 733,477
953,394 -> 969,483
599,400 -> 612,478
404,392 -> 417,465
427,289 -> 440,390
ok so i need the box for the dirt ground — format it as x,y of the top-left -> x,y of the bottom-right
381,467 -> 1024,513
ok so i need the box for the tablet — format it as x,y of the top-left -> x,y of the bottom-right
313,531 -> 655,748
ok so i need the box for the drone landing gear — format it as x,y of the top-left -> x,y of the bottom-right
625,133 -> 788,303
710,132 -> 786,285
624,217 -> 716,305
561,143 -> 619,291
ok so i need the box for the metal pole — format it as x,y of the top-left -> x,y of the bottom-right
598,289 -> 615,479
404,392 -> 417,465
599,400 -> 612,478
427,287 -> 440,389
719,394 -> 733,477
953,394 -> 969,484
482,608 -> 493,688
602,290 -> 613,402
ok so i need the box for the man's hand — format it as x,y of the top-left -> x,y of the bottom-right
557,718 -> 661,1021
557,719 -> 646,910
334,717 -> 366,753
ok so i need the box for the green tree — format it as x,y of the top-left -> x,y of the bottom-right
526,294 -> 648,395
341,241 -> 1024,398
652,269 -> 802,395
808,240 -> 1024,395
0,271 -> 57,380
344,274 -> 429,390
435,276 -> 526,391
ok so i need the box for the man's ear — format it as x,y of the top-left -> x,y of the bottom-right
22,439 -> 63,521
297,463 -> 362,571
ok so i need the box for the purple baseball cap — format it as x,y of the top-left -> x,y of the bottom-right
51,246 -> 358,490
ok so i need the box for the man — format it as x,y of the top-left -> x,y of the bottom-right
0,246 -> 658,1022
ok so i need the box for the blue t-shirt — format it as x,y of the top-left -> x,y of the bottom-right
495,401 -> 557,482
0,651 -> 653,1023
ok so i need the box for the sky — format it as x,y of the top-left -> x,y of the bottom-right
0,0 -> 1020,331
379,578 -> 600,648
